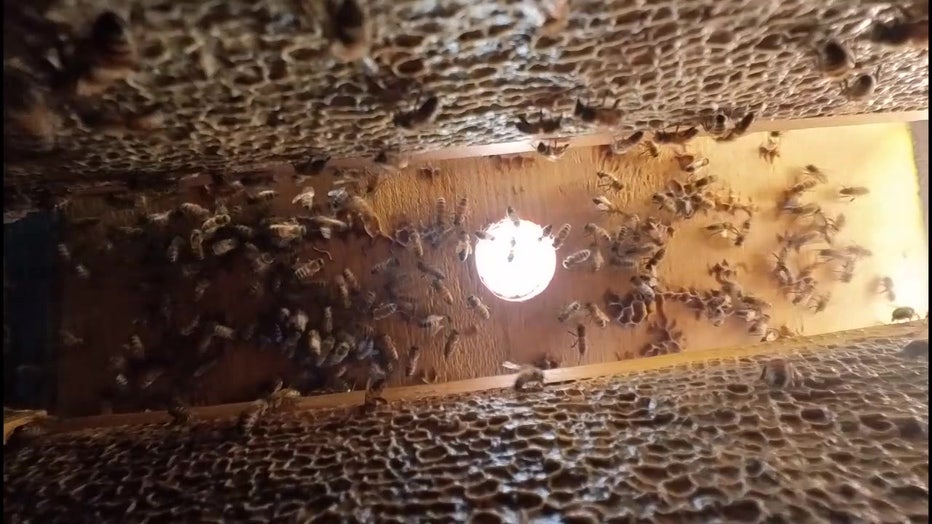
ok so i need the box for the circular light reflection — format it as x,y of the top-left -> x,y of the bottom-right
474,219 -> 556,302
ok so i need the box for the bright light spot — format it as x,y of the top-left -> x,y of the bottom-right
474,219 -> 556,302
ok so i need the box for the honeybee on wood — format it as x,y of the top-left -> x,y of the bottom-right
715,113 -> 755,142
515,109 -> 563,134
235,400 -> 268,437
759,131 -> 781,163
760,358 -> 798,388
248,189 -> 279,204
453,197 -> 469,227
574,98 -> 623,127
569,323 -> 588,358
371,256 -> 400,275
590,246 -> 605,272
512,366 -> 545,391
371,302 -> 398,320
875,276 -> 896,302
455,231 -> 473,262
292,187 -> 316,210
586,302 -> 610,328
193,279 -> 210,302
552,223 -> 572,249
295,259 -> 325,282
341,268 -> 360,294
429,277 -> 454,305
420,314 -> 447,336
534,139 -> 570,161
808,293 -> 831,313
595,170 -> 624,192
838,186 -> 870,202
201,213 -> 231,235
505,205 -> 521,228
406,345 -> 422,377
443,329 -> 461,359
167,398 -> 192,426
267,222 -> 306,241
475,229 -> 496,242
641,140 -> 661,158
333,275 -> 351,308
892,306 -> 920,322
180,202 -> 210,220
733,218 -> 751,247
814,39 -> 857,81
538,224 -> 553,241
868,6 -> 929,49
653,125 -> 699,145
416,260 -> 446,280
609,131 -> 645,155
393,94 -> 441,131
558,301 -> 582,322
211,238 -> 238,256
562,249 -> 591,269
467,295 -> 491,320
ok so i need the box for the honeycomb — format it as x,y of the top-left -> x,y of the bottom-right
5,322 -> 928,522
3,0 -> 930,195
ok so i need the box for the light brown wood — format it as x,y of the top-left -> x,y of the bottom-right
48,320 -> 929,434
57,122 -> 928,417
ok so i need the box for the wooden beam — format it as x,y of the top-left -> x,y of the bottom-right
48,320 -> 927,435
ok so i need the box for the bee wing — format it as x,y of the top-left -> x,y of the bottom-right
501,361 -> 522,371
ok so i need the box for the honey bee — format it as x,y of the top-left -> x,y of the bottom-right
535,139 -> 570,161
467,295 -> 491,320
733,218 -> 751,247
507,237 -> 517,263
838,186 -> 870,201
406,345 -> 422,377
429,277 -> 454,305
653,125 -> 699,145
475,229 -> 496,242
715,112 -> 755,142
443,329 -> 461,359
515,109 -> 563,134
641,140 -> 660,158
292,187 -> 316,210
60,329 -> 84,348
758,131 -> 781,163
505,205 -> 520,227
808,293 -> 831,313
73,264 -> 91,280
455,231 -> 472,262
569,323 -> 588,358
343,268 -> 360,293
416,260 -> 446,281
371,256 -> 400,275
201,214 -> 231,235
371,302 -> 398,320
295,259 -> 325,282
193,279 -> 210,302
868,7 -> 929,49
393,94 -> 442,131
450,196 -> 470,227
323,0 -> 371,62
212,323 -> 236,340
307,329 -> 322,359
595,170 -> 624,192
574,98 -> 623,127
558,301 -> 582,322
211,238 -> 238,256
584,223 -> 611,245
552,223 -> 572,249
167,398 -> 192,426
60,11 -> 139,97
322,306 -> 334,334
180,203 -> 210,220
760,358 -> 798,389
538,224 -> 553,241
684,157 -> 710,173
842,72 -> 878,102
609,131 -> 645,155
876,276 -> 896,302
513,366 -> 545,391
235,400 -> 267,437
248,189 -> 279,204
378,333 -> 399,363
267,222 -> 306,241
892,306 -> 920,322
433,197 -> 448,227
586,302 -> 610,328
333,275 -> 351,308
592,196 -> 623,214
419,314 -> 447,336
590,246 -> 605,272
815,39 -> 856,80
373,150 -> 409,172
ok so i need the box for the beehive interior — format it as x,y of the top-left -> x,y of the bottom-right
4,322 -> 929,522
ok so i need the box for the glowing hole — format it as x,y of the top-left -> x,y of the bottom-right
474,219 -> 556,302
